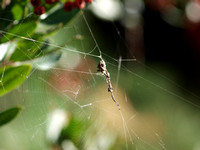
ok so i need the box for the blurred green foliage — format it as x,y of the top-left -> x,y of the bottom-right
0,65 -> 31,96
0,107 -> 21,126
0,0 -> 79,129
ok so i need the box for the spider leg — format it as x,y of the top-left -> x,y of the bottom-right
111,93 -> 120,110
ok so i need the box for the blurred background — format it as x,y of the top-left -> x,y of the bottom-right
0,0 -> 200,150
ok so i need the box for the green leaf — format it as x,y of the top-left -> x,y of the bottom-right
0,65 -> 32,96
11,4 -> 23,21
0,21 -> 37,43
9,40 -> 43,61
0,107 -> 21,126
41,6 -> 79,25
60,116 -> 86,146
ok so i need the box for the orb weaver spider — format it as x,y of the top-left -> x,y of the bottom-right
97,60 -> 120,110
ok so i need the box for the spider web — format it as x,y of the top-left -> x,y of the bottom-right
1,3 -> 200,150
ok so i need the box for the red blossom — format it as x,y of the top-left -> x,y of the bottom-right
64,1 -> 74,12
30,0 -> 41,6
45,0 -> 57,4
74,0 -> 85,9
34,6 -> 45,15
84,0 -> 92,3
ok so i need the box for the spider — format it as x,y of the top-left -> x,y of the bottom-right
97,60 -> 120,110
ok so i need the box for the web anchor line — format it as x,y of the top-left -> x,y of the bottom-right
97,59 -> 120,110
